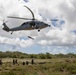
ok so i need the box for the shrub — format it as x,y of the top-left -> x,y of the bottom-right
0,71 -> 16,75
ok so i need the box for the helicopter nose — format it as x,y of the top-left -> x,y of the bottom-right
45,24 -> 50,27
44,24 -> 51,27
48,25 -> 51,27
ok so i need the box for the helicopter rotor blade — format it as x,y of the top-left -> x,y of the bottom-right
7,5 -> 36,21
51,19 -> 58,21
24,5 -> 35,20
2,19 -> 8,24
7,16 -> 35,20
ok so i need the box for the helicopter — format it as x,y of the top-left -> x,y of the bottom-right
2,5 -> 58,34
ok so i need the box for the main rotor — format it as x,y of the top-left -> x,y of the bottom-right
7,5 -> 36,21
7,5 -> 58,21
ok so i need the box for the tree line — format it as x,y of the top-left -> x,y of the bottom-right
0,51 -> 76,59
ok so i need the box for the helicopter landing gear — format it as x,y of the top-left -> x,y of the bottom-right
11,31 -> 13,34
38,29 -> 40,32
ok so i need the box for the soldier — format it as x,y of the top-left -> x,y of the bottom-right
26,61 -> 29,65
0,59 -> 2,65
13,59 -> 15,65
22,62 -> 25,65
31,59 -> 34,65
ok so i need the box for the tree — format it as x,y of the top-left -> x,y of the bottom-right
46,53 -> 52,59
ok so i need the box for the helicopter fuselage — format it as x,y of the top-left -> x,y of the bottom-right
4,5 -> 51,34
5,20 -> 50,32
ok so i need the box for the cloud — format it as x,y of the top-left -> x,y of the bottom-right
40,46 -> 76,54
0,0 -> 76,54
0,36 -> 33,47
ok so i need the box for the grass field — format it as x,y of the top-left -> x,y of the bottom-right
0,58 -> 76,75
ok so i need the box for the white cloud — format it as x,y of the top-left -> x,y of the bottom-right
0,0 -> 76,54
0,36 -> 33,47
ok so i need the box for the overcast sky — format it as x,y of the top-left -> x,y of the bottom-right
0,0 -> 76,54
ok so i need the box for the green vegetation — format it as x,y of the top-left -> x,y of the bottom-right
0,51 -> 76,59
0,58 -> 76,75
0,51 -> 76,75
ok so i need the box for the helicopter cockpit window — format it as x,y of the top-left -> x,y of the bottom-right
30,22 -> 35,26
37,22 -> 39,24
21,22 -> 28,26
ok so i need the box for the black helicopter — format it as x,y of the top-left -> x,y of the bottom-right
2,5 -> 58,34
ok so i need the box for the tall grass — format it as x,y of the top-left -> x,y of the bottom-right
0,58 -> 76,75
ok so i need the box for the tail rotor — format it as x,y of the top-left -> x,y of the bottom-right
2,19 -> 9,32
2,19 -> 8,25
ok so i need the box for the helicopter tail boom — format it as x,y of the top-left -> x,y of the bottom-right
2,23 -> 9,32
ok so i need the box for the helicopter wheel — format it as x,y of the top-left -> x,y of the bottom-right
38,30 -> 40,32
11,31 -> 13,34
